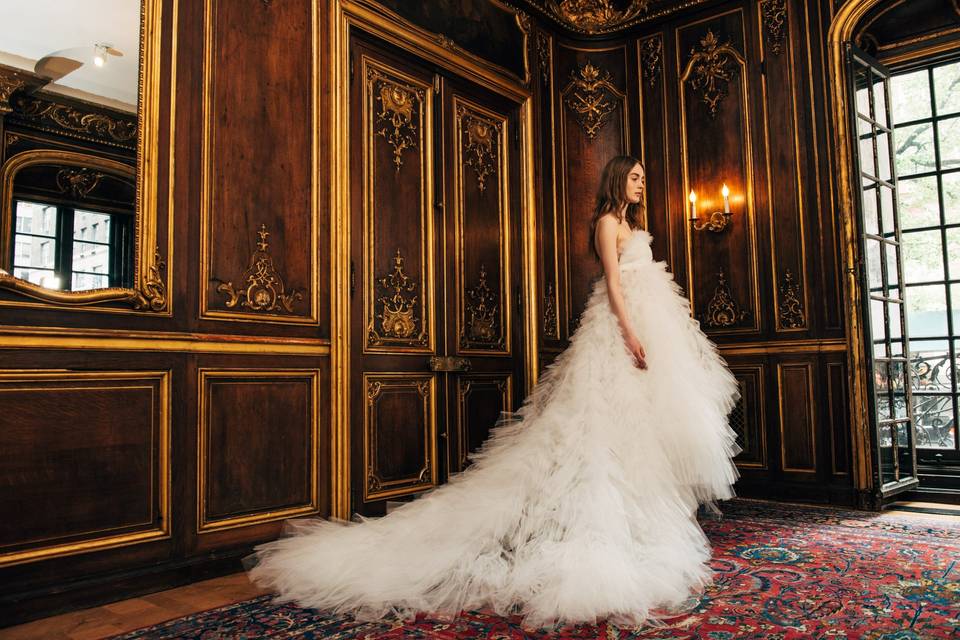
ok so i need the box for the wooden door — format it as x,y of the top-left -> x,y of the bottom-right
349,36 -> 524,516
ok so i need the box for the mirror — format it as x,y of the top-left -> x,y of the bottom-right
0,1 -> 165,310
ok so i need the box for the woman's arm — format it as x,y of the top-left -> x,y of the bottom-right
595,216 -> 647,369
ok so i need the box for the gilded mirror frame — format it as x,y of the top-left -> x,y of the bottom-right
0,0 -> 167,312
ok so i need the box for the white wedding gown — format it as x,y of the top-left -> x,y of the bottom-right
246,229 -> 742,627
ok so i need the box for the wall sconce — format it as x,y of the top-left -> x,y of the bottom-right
689,183 -> 733,233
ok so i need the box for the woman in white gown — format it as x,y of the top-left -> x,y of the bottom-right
245,155 -> 741,628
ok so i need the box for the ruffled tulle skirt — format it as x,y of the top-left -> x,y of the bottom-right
245,231 -> 741,627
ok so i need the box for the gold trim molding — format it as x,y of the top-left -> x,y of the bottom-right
685,30 -> 740,119
197,369 -> 321,533
0,370 -> 170,566
760,0 -> 787,56
640,35 -> 663,88
702,268 -> 749,328
545,0 -> 649,34
777,268 -> 806,330
0,150 -> 167,312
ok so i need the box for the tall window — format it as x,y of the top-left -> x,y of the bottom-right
891,58 -> 960,458
11,199 -> 133,291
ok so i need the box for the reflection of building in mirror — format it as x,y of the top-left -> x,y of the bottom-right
12,199 -> 130,291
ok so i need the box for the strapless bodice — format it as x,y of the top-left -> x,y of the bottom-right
618,229 -> 654,271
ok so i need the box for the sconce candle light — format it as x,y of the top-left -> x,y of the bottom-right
689,183 -> 734,233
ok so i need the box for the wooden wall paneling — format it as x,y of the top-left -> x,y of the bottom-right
535,29 -> 563,349
728,363 -> 768,469
777,359 -> 818,474
676,9 -> 762,337
638,33 -> 673,267
453,373 -> 513,473
555,42 -> 633,333
349,39 -> 439,510
199,0 -> 318,327
0,370 -> 171,567
363,373 -> 438,501
758,0 -> 811,335
826,356 -> 852,476
196,369 -> 322,534
451,95 -> 512,358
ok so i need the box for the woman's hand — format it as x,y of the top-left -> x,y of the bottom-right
624,332 -> 647,369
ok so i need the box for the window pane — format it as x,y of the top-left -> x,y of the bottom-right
897,176 -> 940,229
910,340 -> 952,393
889,301 -> 903,339
906,284 -> 948,337
876,130 -> 892,182
874,75 -> 888,128
859,131 -> 877,178
947,228 -> 960,279
856,67 -> 871,118
73,210 -> 111,243
72,241 -> 110,282
13,267 -> 59,288
943,171 -> 960,224
892,69 -> 932,123
13,235 -> 56,270
877,393 -> 891,421
933,61 -> 960,115
871,297 -> 888,343
14,201 -> 57,236
880,184 -> 896,235
914,395 -> 955,449
862,183 -> 879,235
895,122 -> 936,177
937,116 -> 960,171
884,241 -> 900,287
866,238 -> 883,291
902,229 -> 944,283
890,338 -> 904,356
72,273 -> 109,291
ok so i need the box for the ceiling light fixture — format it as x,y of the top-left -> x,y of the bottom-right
93,43 -> 109,67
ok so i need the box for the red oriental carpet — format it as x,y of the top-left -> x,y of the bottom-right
108,499 -> 960,639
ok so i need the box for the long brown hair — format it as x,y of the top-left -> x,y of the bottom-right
588,155 -> 645,260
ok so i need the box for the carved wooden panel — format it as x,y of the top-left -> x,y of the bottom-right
556,44 -> 630,333
638,33 -> 672,266
361,57 -> 435,353
826,359 -> 850,475
777,361 -> 817,472
452,96 -> 511,355
363,373 -> 437,501
677,12 -> 761,334
0,371 -> 169,566
455,373 -> 513,472
728,364 -> 767,469
200,0 -> 317,324
198,369 -> 320,532
757,0 -> 809,332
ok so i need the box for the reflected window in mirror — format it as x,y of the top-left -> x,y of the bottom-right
12,199 -> 133,291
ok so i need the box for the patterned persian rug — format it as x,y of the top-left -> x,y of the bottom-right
109,499 -> 960,639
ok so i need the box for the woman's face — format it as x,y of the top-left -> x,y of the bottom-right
624,163 -> 645,204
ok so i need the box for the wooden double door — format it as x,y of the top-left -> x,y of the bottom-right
348,37 -> 526,515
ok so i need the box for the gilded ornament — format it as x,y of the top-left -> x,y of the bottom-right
0,76 -> 25,115
462,264 -> 502,348
369,248 -> 427,346
702,268 -> 749,328
56,168 -> 106,199
563,62 -> 620,139
547,0 -> 649,33
761,0 -> 788,56
131,246 -> 167,312
14,96 -> 137,145
536,32 -> 552,86
687,30 -> 738,119
543,280 -> 558,338
215,224 -> 303,314
369,70 -> 423,172
640,36 -> 663,88
459,107 -> 499,192
778,268 -> 805,329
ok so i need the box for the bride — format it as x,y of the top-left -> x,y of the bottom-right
245,155 -> 742,627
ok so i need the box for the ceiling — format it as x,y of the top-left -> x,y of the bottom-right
0,0 -> 141,112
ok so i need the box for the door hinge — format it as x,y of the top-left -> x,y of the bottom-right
349,56 -> 355,85
434,74 -> 441,94
516,289 -> 522,314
